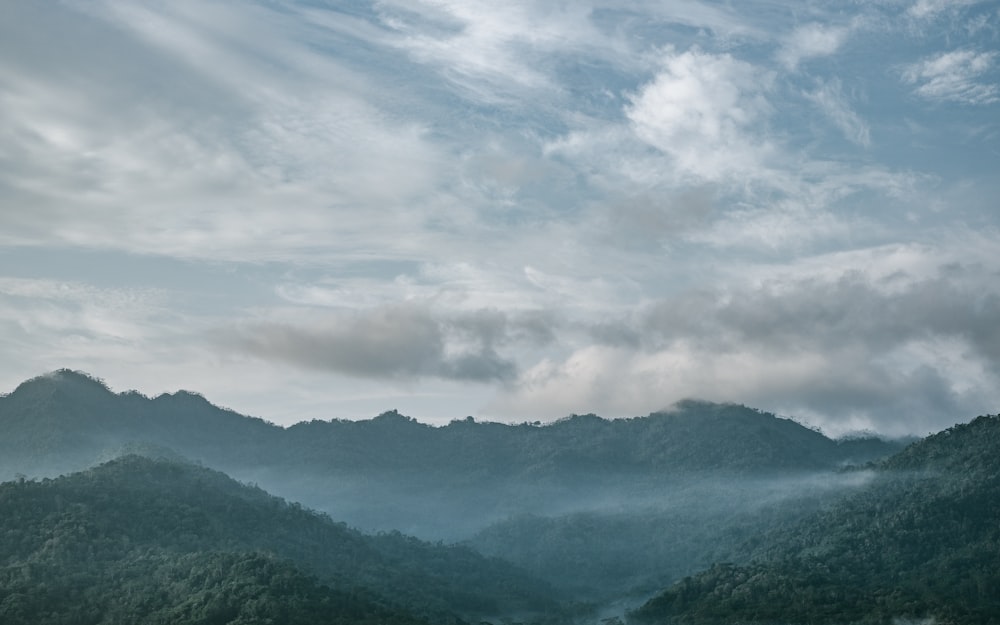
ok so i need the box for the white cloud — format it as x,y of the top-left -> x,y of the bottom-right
2,0 -> 998,437
373,0 -> 606,106
0,1 -> 451,262
626,48 -> 775,184
489,255 -> 1000,436
907,0 -> 983,20
777,22 -> 850,70
805,78 -> 872,147
902,49 -> 1000,105
0,277 -> 191,378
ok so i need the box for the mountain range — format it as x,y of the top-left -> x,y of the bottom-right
2,369 -> 997,624
0,369 -> 900,479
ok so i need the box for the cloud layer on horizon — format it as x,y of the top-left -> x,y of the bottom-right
1,0 -> 998,436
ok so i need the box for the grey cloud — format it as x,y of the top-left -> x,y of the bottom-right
448,308 -> 560,349
509,310 -> 559,347
641,271 -> 1000,366
558,266 -> 1000,434
439,349 -> 517,383
447,309 -> 509,349
588,321 -> 642,348
226,306 -> 445,379
222,305 -> 543,383
598,187 -> 717,249
772,362 -> 975,436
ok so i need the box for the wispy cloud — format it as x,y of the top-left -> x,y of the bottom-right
777,22 -> 851,70
907,0 -> 984,20
0,276 -> 186,375
373,0 -> 597,105
1,0 -> 998,433
902,49 -> 999,105
0,1 -> 450,262
805,78 -> 872,147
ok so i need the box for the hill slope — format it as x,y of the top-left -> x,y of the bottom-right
0,456 -> 557,624
634,414 -> 1000,625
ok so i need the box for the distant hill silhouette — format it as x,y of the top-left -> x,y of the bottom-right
0,369 -> 908,545
0,370 -> 900,480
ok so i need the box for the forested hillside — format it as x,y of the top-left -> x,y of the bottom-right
467,470 -> 863,601
0,456 -> 557,625
0,369 -> 915,613
633,414 -> 1000,625
0,371 -> 904,539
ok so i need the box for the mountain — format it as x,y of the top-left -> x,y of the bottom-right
633,414 -> 1000,625
0,369 -> 911,613
0,371 -> 900,480
466,469 -> 862,602
0,370 -> 275,477
0,455 -> 557,624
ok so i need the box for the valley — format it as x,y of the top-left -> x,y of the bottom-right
1,370 -> 996,624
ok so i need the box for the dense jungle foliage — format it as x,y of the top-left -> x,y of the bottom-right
634,415 -> 1000,625
0,456 -> 556,625
5,370 -> 997,625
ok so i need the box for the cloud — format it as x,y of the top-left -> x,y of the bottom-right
592,186 -> 717,249
777,22 -> 850,70
2,0 -> 998,436
0,1 -> 449,262
0,276 -> 206,386
907,0 -> 984,20
805,78 -> 872,147
489,255 -> 1000,436
372,0 -> 608,107
902,49 -> 1000,105
626,48 -> 775,184
219,304 -> 558,383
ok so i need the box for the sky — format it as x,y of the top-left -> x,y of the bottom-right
1,0 -> 998,437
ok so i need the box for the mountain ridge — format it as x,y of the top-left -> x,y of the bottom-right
3,369 -> 998,623
1,369 -> 902,477
0,369 -> 910,542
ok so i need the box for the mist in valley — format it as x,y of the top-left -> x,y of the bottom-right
225,459 -> 883,614
3,371 -> 1000,624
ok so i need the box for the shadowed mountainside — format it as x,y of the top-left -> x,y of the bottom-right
633,414 -> 1000,625
0,370 -> 900,482
0,369 -> 913,612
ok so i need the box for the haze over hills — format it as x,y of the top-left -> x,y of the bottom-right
634,414 -> 1000,624
0,368 -> 918,611
0,370 -> 905,542
8,369 -> 999,623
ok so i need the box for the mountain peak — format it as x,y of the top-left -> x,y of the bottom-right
153,389 -> 212,406
370,409 -> 422,426
10,369 -> 115,402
